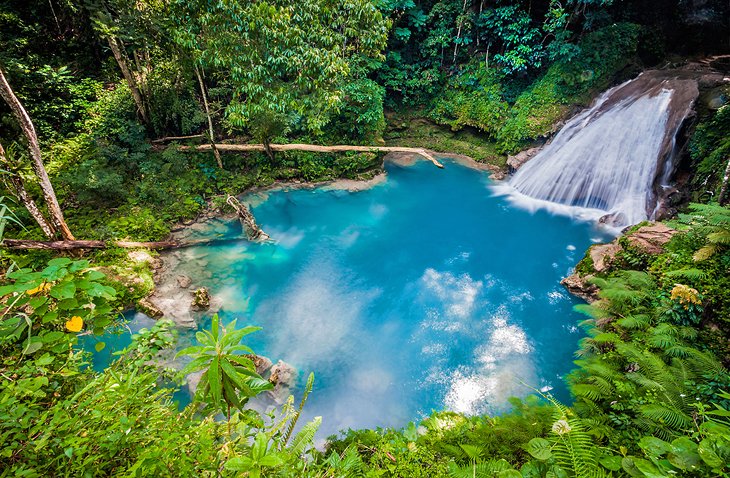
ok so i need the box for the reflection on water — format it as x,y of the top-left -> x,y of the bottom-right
91,158 -> 612,437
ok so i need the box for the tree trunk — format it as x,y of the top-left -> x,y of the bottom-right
107,36 -> 149,125
0,65 -> 75,240
0,142 -> 55,238
452,0 -> 469,65
719,156 -> 730,206
226,195 -> 269,241
187,143 -> 445,168
151,134 -> 204,144
0,237 -> 252,250
194,64 -> 223,169
1,239 -> 178,250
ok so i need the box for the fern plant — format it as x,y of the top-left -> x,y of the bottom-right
525,395 -> 615,477
677,203 -> 730,261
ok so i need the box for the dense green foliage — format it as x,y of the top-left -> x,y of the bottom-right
2,204 -> 729,476
1,0 -> 729,475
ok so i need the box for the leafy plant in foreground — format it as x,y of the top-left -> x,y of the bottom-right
176,314 -> 272,420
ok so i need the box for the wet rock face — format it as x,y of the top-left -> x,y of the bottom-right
507,147 -> 541,172
561,273 -> 599,303
176,275 -> 192,288
138,298 -> 164,318
589,243 -> 622,273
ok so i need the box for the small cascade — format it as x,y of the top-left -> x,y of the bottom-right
497,71 -> 699,228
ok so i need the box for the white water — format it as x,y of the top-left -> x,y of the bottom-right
496,76 -> 682,228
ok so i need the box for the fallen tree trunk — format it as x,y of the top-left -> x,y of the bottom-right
1,239 -> 180,250
226,195 -> 270,241
151,134 -> 205,144
1,236 -> 261,251
187,143 -> 445,168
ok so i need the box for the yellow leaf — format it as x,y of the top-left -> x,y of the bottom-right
65,316 -> 83,333
27,282 -> 51,295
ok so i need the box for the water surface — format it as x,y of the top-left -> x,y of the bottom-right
162,158 -> 609,437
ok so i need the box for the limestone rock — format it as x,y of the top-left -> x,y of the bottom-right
176,275 -> 192,288
561,273 -> 599,303
626,223 -> 677,255
507,147 -> 541,171
245,354 -> 274,376
267,360 -> 297,404
191,287 -> 211,310
138,297 -> 164,319
186,370 -> 203,395
589,243 -> 622,273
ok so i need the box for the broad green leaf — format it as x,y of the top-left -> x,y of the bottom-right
526,438 -> 552,460
258,453 -> 284,467
211,314 -> 219,341
497,470 -> 521,478
600,455 -> 623,471
23,340 -> 43,355
667,437 -> 700,471
49,281 -> 76,300
639,436 -> 672,459
633,458 -> 669,478
95,342 -> 106,352
224,456 -> 254,471
47,258 -> 72,267
697,437 -> 727,469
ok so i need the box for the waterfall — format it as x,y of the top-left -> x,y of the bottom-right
495,71 -> 699,229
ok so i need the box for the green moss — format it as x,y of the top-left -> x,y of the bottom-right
574,247 -> 596,276
384,110 -> 506,168
496,23 -> 642,153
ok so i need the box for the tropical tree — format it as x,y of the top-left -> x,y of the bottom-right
170,0 -> 389,143
0,65 -> 74,240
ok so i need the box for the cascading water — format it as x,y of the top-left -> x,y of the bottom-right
495,71 -> 699,228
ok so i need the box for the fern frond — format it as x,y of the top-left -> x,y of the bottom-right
647,334 -> 676,350
616,314 -> 651,330
694,244 -> 717,261
281,372 -> 315,448
664,268 -> 707,281
639,403 -> 693,431
288,416 -> 321,457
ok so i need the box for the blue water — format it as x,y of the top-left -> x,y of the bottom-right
82,158 -> 610,436
158,158 -> 610,437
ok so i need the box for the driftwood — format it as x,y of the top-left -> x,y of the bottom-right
151,134 -> 205,144
226,195 -> 270,241
188,143 -> 445,168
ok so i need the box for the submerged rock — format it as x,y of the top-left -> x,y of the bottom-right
176,275 -> 192,288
